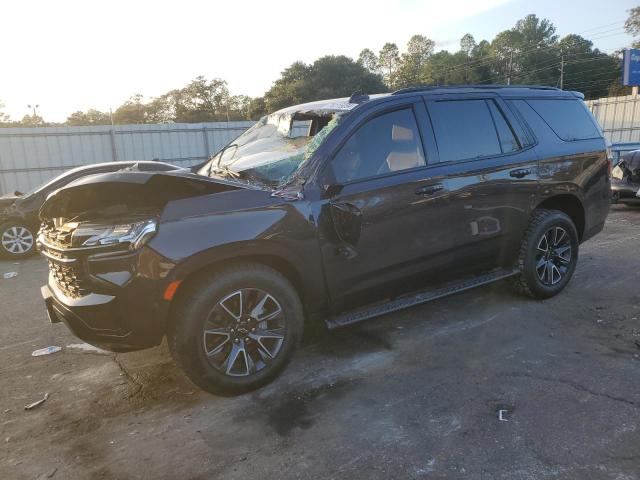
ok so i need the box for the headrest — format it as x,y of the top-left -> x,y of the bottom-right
392,124 -> 414,141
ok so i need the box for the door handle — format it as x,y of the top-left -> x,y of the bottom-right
510,168 -> 532,178
415,183 -> 444,196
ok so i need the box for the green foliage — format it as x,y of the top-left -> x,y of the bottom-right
395,35 -> 436,88
264,56 -> 387,112
357,48 -> 379,74
625,6 -> 640,48
66,109 -> 111,126
366,13 -> 621,99
378,43 -> 401,87
0,100 -> 9,123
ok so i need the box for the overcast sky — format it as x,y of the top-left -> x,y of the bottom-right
0,0 -> 636,122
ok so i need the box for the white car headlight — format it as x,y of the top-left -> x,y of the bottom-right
73,219 -> 157,249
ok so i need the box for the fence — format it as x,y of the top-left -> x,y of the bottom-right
0,121 -> 255,196
586,94 -> 640,143
3,95 -> 640,195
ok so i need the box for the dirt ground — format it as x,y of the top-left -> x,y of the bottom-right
1,205 -> 639,480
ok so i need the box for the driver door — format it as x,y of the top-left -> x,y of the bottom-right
316,101 -> 453,311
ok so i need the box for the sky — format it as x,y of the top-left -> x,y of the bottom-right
0,0 -> 636,122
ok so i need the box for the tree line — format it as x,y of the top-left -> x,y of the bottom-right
1,12 -> 638,128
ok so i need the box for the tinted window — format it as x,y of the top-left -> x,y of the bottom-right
429,100 -> 502,162
331,108 -> 425,183
487,100 -> 520,153
526,99 -> 601,141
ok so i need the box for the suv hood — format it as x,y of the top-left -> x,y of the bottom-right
39,169 -> 255,221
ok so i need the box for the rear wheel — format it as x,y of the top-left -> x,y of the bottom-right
0,222 -> 35,258
168,263 -> 303,395
512,209 -> 579,299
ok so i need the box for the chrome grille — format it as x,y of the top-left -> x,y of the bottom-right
40,222 -> 74,249
49,261 -> 89,298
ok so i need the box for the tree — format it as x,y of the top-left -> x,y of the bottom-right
19,114 -> 45,127
264,56 -> 387,113
264,61 -> 312,112
113,94 -> 147,124
556,34 -> 619,98
247,97 -> 267,119
395,35 -> 435,88
460,34 -> 476,57
378,43 -> 401,87
625,6 -> 640,48
358,48 -> 379,74
66,109 -> 111,126
0,100 -> 9,123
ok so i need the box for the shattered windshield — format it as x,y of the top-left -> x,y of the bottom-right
197,102 -> 352,187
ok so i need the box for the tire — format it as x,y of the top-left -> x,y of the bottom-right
167,262 -> 304,395
512,209 -> 579,299
0,221 -> 36,258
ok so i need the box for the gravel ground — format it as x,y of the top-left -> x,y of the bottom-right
1,205 -> 639,480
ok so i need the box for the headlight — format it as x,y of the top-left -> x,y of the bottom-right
73,219 -> 157,249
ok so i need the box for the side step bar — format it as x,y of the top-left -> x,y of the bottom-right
325,268 -> 519,330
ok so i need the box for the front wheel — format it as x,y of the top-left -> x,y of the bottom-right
0,222 -> 36,258
512,209 -> 579,299
168,263 -> 304,395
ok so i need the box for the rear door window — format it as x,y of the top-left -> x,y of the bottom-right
428,99 -> 503,162
526,99 -> 601,141
331,108 -> 426,183
487,100 -> 520,153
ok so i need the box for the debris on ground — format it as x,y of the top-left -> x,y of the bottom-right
24,393 -> 49,411
32,346 -> 62,357
3,271 -> 18,279
66,343 -> 109,355
497,409 -> 509,422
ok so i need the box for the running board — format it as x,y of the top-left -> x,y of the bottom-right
325,268 -> 519,330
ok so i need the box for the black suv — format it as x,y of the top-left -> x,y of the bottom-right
38,86 -> 610,394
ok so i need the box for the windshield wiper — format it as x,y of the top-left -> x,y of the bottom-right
207,143 -> 238,177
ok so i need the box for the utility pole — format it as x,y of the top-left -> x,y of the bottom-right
559,55 -> 564,90
507,51 -> 513,85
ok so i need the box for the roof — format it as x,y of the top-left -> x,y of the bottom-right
273,85 -> 582,117
392,84 -> 583,99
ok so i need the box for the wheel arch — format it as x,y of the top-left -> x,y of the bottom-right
534,194 -> 585,240
168,250 -> 315,320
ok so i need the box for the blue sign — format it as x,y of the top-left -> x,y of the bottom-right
622,48 -> 640,86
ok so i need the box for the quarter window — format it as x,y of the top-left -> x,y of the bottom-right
331,108 -> 426,183
526,99 -> 601,141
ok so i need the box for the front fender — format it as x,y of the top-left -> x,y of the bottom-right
149,188 -> 328,317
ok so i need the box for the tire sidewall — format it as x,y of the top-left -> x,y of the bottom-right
169,264 -> 303,395
522,212 -> 579,299
0,221 -> 36,258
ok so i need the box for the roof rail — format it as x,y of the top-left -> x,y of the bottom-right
392,84 -> 562,95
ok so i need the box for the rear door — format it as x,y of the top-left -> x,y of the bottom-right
422,94 -> 540,268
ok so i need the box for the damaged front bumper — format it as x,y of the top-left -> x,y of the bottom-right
39,237 -> 176,352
